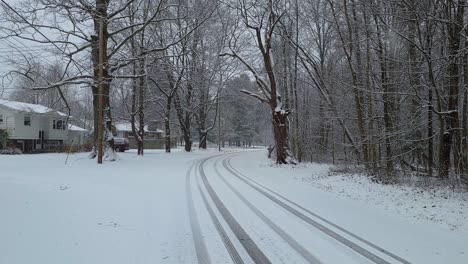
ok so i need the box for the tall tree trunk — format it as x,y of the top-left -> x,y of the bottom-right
91,1 -> 114,158
197,90 -> 208,150
350,0 -> 369,166
461,28 -> 468,179
427,79 -> 434,176
292,0 -> 302,162
199,131 -> 207,149
272,108 -> 290,164
173,92 -> 192,152
329,0 -> 368,165
183,113 -> 192,152
373,11 -> 394,175
128,2 -> 143,156
137,49 -> 145,155
424,29 -> 437,177
461,85 -> 468,179
408,0 -> 423,168
363,4 -> 377,172
165,98 -> 171,153
441,0 -> 464,177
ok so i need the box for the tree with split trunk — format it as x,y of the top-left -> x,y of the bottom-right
222,0 -> 294,164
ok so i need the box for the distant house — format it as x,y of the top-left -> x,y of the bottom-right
67,124 -> 89,146
0,99 -> 79,153
114,121 -> 164,139
114,121 -> 176,149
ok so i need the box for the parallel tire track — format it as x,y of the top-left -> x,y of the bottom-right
186,160 -> 211,264
213,158 -> 322,264
195,161 -> 245,264
223,155 -> 411,264
198,157 -> 272,264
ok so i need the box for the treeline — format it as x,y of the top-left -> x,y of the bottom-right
1,0 -> 467,182
293,0 -> 468,182
250,0 -> 467,182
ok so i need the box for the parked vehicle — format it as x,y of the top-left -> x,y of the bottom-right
113,137 -> 129,152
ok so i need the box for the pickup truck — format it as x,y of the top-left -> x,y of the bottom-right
114,137 -> 130,152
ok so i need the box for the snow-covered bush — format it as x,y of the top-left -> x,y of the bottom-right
0,147 -> 22,155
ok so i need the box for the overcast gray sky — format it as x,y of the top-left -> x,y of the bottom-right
0,0 -> 71,97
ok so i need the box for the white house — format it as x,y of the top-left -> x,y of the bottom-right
67,124 -> 89,146
114,121 -> 164,139
0,99 -> 72,152
114,121 -> 174,149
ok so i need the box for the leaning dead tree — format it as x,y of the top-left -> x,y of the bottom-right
222,0 -> 294,164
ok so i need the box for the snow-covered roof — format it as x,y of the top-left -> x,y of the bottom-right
68,124 -> 88,132
0,99 -> 69,117
114,121 -> 163,133
115,122 -> 148,132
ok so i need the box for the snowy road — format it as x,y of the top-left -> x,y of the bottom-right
187,152 -> 467,264
1,150 -> 467,264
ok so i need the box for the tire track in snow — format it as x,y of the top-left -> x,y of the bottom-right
223,155 -> 412,264
198,157 -> 272,264
186,160 -> 211,264
213,157 -> 323,264
195,163 -> 245,264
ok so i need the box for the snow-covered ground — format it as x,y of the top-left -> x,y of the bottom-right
1,149 -> 467,264
255,154 -> 468,235
0,149 -> 214,264
309,170 -> 468,234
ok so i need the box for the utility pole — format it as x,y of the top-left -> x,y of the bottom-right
218,94 -> 221,152
97,16 -> 104,164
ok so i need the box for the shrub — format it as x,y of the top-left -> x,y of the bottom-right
0,129 -> 9,149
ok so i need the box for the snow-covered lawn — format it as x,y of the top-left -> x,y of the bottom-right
1,149 -> 467,264
254,154 -> 468,234
304,172 -> 468,233
0,149 -> 217,264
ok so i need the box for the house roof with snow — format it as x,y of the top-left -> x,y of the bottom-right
68,124 -> 88,132
115,122 -> 149,132
0,99 -> 69,117
114,121 -> 163,133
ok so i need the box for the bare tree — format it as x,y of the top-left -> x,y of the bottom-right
222,0 -> 294,164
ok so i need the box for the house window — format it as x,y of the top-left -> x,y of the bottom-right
24,116 -> 31,126
0,114 -> 3,123
53,120 -> 66,130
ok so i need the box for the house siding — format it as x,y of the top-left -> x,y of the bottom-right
11,113 -> 40,140
48,118 -> 68,141
0,109 -> 15,135
0,107 -> 69,141
67,130 -> 87,145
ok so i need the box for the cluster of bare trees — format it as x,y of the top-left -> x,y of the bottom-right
285,0 -> 468,183
1,0 -> 467,182
217,0 -> 468,182
0,0 -> 222,157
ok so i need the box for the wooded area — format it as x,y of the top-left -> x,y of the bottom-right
0,0 -> 467,183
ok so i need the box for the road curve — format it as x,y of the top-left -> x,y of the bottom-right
186,152 -> 412,264
222,154 -> 411,264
